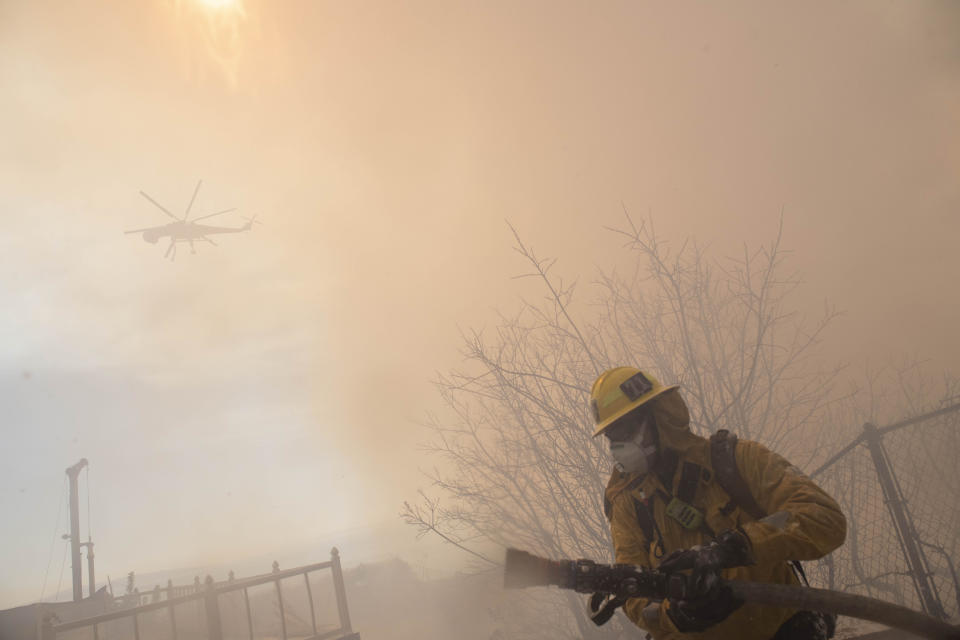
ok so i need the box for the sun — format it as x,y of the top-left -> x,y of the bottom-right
168,0 -> 253,88
198,0 -> 237,9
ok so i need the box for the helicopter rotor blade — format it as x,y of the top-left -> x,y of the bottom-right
183,180 -> 202,221
191,207 -> 236,222
124,226 -> 159,234
140,191 -> 179,221
202,236 -> 218,246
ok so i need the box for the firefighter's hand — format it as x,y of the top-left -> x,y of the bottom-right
665,582 -> 743,633
658,529 -> 754,596
658,530 -> 751,632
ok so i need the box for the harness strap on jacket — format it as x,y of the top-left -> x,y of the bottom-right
677,461 -> 702,504
632,496 -> 656,543
709,429 -> 767,521
709,429 -> 809,586
632,496 -> 667,559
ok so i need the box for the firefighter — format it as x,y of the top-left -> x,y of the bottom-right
591,367 -> 846,640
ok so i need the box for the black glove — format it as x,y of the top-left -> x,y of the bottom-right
658,530 -> 753,632
658,529 -> 754,597
665,581 -> 743,633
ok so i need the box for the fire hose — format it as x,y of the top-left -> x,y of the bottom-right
504,549 -> 960,640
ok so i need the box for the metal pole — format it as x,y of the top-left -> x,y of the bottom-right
861,423 -> 946,619
203,576 -> 223,640
243,587 -> 253,640
330,547 -> 354,634
168,598 -> 178,640
273,563 -> 288,640
80,541 -> 96,597
304,572 -> 317,635
65,459 -> 88,602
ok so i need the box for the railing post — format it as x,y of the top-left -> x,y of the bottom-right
273,561 -> 288,640
168,600 -> 178,640
304,572 -> 318,636
203,575 -> 223,640
862,422 -> 946,618
194,575 -> 203,628
243,587 -> 254,640
330,547 -> 354,634
166,578 -> 178,640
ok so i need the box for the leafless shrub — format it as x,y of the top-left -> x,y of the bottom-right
596,213 -> 846,467
403,213 -> 846,638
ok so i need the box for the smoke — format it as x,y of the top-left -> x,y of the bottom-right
1,0 -> 958,613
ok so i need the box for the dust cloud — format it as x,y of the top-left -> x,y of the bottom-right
1,2 -> 958,637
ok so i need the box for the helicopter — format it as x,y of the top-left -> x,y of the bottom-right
125,180 -> 261,261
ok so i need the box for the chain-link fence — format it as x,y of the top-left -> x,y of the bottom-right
806,403 -> 960,622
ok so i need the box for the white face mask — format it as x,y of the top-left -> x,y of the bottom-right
609,420 -> 657,475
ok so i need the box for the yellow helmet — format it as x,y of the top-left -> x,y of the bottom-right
589,367 -> 679,437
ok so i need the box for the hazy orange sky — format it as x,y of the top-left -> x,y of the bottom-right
1,0 -> 958,607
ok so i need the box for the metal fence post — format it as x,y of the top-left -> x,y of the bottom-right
273,562 -> 288,640
862,422 -> 946,619
330,547 -> 354,634
243,587 -> 254,640
168,597 -> 178,640
304,572 -> 318,636
203,575 -> 223,640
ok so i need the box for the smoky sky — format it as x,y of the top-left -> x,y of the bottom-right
1,0 -> 958,608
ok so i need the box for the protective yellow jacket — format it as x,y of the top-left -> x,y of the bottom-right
605,390 -> 846,640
